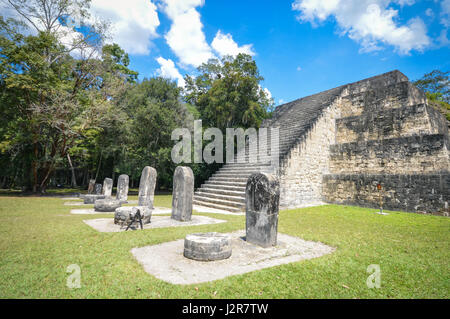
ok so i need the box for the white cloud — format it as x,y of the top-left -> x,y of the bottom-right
89,0 -> 160,55
394,0 -> 415,6
425,8 -> 434,19
156,57 -> 186,87
292,0 -> 431,54
211,31 -> 255,57
160,0 -> 214,67
441,0 -> 450,27
438,28 -> 450,46
258,85 -> 273,102
264,87 -> 272,100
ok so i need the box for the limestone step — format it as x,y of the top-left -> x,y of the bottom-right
197,187 -> 245,197
220,161 -> 275,168
222,163 -> 272,169
194,192 -> 245,203
194,195 -> 243,207
209,176 -> 248,183
193,199 -> 243,212
200,184 -> 246,192
205,180 -> 248,187
213,172 -> 254,178
217,168 -> 262,174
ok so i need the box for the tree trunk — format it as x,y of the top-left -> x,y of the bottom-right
111,156 -> 116,185
67,153 -> 77,187
32,142 -> 38,193
95,152 -> 102,182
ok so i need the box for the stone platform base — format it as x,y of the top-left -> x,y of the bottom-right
193,205 -> 245,215
70,207 -> 172,215
83,215 -> 226,232
64,202 -> 85,206
131,230 -> 335,284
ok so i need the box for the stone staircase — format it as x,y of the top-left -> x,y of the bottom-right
193,77 -> 350,212
193,162 -> 273,212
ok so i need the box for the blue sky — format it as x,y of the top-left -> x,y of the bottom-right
83,1 -> 450,105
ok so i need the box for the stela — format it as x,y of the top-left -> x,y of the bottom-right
182,303 -> 216,317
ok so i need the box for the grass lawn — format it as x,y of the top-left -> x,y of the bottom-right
0,194 -> 448,298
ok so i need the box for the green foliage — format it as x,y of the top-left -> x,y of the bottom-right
414,70 -> 450,121
413,70 -> 449,103
0,3 -> 275,192
0,0 -> 138,191
426,92 -> 450,121
116,77 -> 195,189
184,54 -> 273,130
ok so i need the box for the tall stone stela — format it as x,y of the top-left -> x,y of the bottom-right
137,167 -> 157,208
171,166 -> 194,222
102,178 -> 113,197
116,174 -> 129,203
245,173 -> 280,248
94,183 -> 102,195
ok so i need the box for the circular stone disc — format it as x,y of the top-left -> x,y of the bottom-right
184,232 -> 232,261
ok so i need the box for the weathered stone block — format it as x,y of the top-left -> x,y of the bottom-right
116,174 -> 129,203
94,198 -> 121,212
183,232 -> 232,261
114,206 -> 152,225
94,183 -> 102,195
171,166 -> 194,221
83,194 -> 105,204
245,173 -> 280,247
323,173 -> 450,215
103,178 -> 113,197
137,167 -> 157,208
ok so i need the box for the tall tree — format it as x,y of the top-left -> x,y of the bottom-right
184,53 -> 273,130
120,77 -> 195,189
0,0 -> 135,192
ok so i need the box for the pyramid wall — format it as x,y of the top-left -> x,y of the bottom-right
273,71 -> 449,214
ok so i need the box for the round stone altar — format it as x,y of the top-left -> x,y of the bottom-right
183,232 -> 232,261
94,199 -> 121,212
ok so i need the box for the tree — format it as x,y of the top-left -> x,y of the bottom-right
414,70 -> 450,121
184,53 -> 273,131
0,0 -> 135,192
414,70 -> 449,103
120,77 -> 195,189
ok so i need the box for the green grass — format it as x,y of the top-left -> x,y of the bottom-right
0,195 -> 448,298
